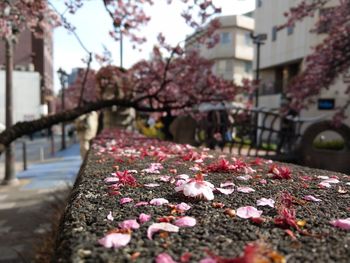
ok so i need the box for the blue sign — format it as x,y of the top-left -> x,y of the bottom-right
318,99 -> 335,110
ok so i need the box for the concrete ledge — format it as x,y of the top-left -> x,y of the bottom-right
54,129 -> 350,262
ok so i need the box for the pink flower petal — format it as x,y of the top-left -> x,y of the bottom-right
237,186 -> 255,193
150,198 -> 169,206
159,175 -> 172,182
220,181 -> 235,188
107,211 -> 114,221
259,179 -> 267,185
256,198 -> 275,208
174,216 -> 196,227
199,258 -> 216,263
139,213 -> 151,224
237,175 -> 252,181
216,187 -> 235,195
135,201 -> 149,207
175,202 -> 191,211
304,195 -> 322,202
119,219 -> 140,230
147,223 -> 179,240
104,177 -> 119,183
330,218 -> 350,230
236,206 -> 263,219
120,197 -> 134,204
176,174 -> 190,180
175,179 -> 187,187
144,183 -> 160,188
98,233 -> 131,248
155,253 -> 178,263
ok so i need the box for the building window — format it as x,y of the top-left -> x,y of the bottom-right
244,32 -> 252,45
287,25 -> 294,35
216,60 -> 233,77
272,26 -> 277,41
221,32 -> 231,45
318,8 -> 335,33
256,0 -> 262,7
244,61 -> 252,73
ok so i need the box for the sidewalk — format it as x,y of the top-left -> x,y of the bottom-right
0,144 -> 81,262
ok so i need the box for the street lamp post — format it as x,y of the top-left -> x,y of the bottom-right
57,68 -> 68,150
250,33 -> 267,147
250,33 -> 267,108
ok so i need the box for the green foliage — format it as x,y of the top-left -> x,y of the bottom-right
313,139 -> 345,150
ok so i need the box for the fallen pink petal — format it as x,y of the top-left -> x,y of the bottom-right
216,187 -> 235,195
174,216 -> 197,227
236,206 -> 263,219
98,233 -> 131,248
237,186 -> 255,193
135,201 -> 149,207
107,211 -> 114,221
176,202 -> 191,211
119,219 -> 140,230
150,198 -> 169,206
256,198 -> 275,208
304,195 -> 322,202
144,183 -> 160,188
155,253 -> 178,263
330,218 -> 350,230
220,181 -> 235,188
147,223 -> 179,240
139,213 -> 152,224
120,197 -> 134,204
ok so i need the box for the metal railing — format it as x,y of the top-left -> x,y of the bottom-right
195,105 -> 324,161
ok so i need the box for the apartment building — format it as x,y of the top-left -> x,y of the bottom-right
185,14 -> 255,87
254,0 -> 350,127
0,28 -> 54,112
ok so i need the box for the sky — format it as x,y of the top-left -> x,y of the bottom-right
52,0 -> 255,91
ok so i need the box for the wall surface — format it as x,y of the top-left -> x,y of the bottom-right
0,70 -> 41,125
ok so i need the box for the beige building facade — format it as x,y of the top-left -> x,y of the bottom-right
185,14 -> 255,86
254,0 -> 350,127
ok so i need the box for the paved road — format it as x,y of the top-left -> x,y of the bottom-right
0,136 -> 77,181
0,143 -> 81,262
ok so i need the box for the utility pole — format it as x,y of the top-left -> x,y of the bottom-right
120,30 -> 123,68
2,37 -> 18,185
57,68 -> 68,150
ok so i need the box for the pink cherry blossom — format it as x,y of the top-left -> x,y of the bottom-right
147,222 -> 179,240
199,258 -> 216,263
176,202 -> 191,211
330,218 -> 350,230
142,163 -> 163,174
216,188 -> 235,195
237,186 -> 255,193
175,173 -> 214,200
256,198 -> 275,208
107,211 -> 114,221
139,213 -> 151,224
304,195 -> 322,202
98,233 -> 131,248
120,197 -> 134,204
119,219 -> 140,230
236,206 -> 263,219
155,253 -> 178,263
150,198 -> 169,206
174,216 -> 197,227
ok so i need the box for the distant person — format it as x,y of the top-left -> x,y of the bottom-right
169,115 -> 197,145
75,111 -> 99,158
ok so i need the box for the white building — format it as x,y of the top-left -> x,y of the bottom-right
0,70 -> 41,126
254,0 -> 350,127
185,14 -> 255,87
